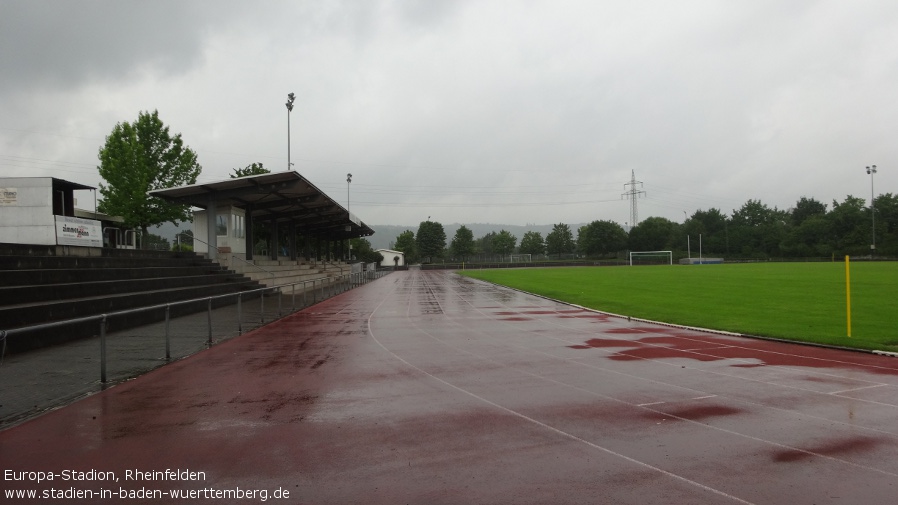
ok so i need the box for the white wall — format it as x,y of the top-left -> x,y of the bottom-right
0,178 -> 56,245
193,210 -> 208,254
377,249 -> 405,267
191,206 -> 246,255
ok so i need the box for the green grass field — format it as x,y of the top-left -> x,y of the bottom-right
459,262 -> 898,352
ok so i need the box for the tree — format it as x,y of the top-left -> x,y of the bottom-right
493,230 -> 517,256
873,193 -> 898,255
450,225 -> 476,261
729,199 -> 787,256
145,233 -> 170,251
230,162 -> 270,178
394,230 -> 417,263
98,110 -> 202,248
790,196 -> 827,226
416,220 -> 446,262
546,223 -> 575,257
781,215 -> 832,257
519,231 -> 545,256
476,231 -> 497,257
350,238 -> 384,264
682,208 -> 729,255
628,217 -> 677,252
578,220 -> 628,257
828,196 -> 869,255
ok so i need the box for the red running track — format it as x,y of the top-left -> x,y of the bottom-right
2,270 -> 898,504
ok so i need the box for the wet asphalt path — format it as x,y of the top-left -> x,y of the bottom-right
2,269 -> 898,504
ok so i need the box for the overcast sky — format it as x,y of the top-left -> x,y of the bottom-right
2,0 -> 897,227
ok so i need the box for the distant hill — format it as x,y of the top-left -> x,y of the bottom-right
366,223 -> 588,250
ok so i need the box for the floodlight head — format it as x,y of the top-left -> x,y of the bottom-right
867,166 -> 872,174
288,92 -> 295,101
872,164 -> 877,173
347,173 -> 352,183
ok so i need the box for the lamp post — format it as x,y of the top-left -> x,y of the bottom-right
866,165 -> 877,253
286,92 -> 295,170
346,173 -> 352,213
347,173 -> 352,261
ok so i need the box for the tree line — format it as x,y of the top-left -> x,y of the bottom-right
393,195 -> 897,263
95,111 -> 893,259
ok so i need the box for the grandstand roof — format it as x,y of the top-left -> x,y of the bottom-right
149,171 -> 373,240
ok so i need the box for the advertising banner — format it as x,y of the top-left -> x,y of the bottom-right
56,215 -> 103,247
0,187 -> 17,205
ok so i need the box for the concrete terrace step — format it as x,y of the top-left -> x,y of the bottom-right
0,254 -> 221,270
0,279 -> 261,326
0,273 -> 250,306
0,266 -> 229,286
0,244 -> 268,354
2,280 -> 264,352
0,242 -> 203,259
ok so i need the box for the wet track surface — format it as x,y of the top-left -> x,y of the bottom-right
3,269 -> 898,504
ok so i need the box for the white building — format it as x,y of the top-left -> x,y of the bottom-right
376,248 -> 405,268
0,177 -> 135,248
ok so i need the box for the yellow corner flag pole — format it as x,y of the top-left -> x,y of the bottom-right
845,255 -> 851,338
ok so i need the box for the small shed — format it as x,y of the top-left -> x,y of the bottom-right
376,249 -> 405,268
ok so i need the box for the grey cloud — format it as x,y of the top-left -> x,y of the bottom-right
0,0 -> 219,94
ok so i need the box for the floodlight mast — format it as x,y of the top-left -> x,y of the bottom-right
866,165 -> 877,253
286,92 -> 296,170
346,173 -> 352,213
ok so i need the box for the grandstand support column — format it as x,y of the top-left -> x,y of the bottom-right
303,232 -> 310,261
207,196 -> 217,261
269,220 -> 279,261
288,221 -> 297,261
245,207 -> 254,261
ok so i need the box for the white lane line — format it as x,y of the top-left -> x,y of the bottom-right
692,395 -> 717,400
637,401 -> 666,407
433,272 -> 898,476
829,383 -> 889,395
459,286 -> 898,407
367,291 -> 757,505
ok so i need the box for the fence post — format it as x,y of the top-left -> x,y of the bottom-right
207,298 -> 213,346
237,293 -> 243,335
164,304 -> 171,360
100,315 -> 107,384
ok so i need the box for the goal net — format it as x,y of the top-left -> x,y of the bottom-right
509,254 -> 532,263
629,250 -> 673,266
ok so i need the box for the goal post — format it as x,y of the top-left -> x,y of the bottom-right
508,253 -> 532,263
629,250 -> 673,266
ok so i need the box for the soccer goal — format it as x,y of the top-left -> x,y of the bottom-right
509,253 -> 532,263
629,250 -> 673,266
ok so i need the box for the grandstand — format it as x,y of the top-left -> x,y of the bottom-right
0,172 -> 377,353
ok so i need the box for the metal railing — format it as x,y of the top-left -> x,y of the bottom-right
1,269 -> 390,385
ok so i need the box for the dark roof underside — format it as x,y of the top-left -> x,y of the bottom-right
148,171 -> 373,240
